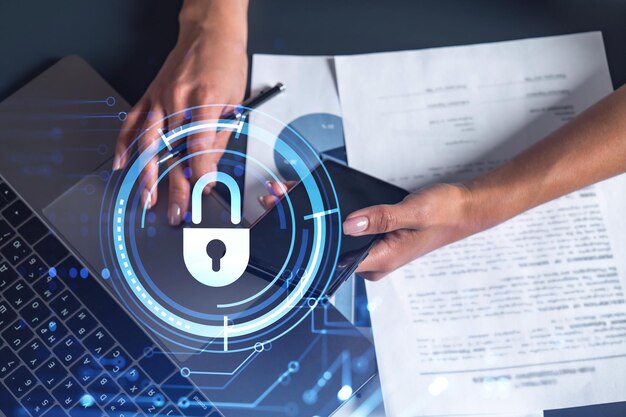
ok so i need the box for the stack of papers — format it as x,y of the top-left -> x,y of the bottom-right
249,32 -> 626,417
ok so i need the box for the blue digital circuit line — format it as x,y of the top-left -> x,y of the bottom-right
187,350 -> 258,376
210,365 -> 296,409
303,207 -> 339,220
322,303 -> 356,328
341,350 -> 352,388
310,306 -> 361,336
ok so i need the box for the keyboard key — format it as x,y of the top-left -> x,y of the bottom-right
66,309 -> 97,339
18,216 -> 48,245
103,393 -> 139,417
0,182 -> 16,204
0,259 -> 18,290
84,327 -> 115,358
53,335 -> 85,366
3,278 -> 35,310
2,199 -> 32,227
33,273 -> 65,302
139,347 -> 176,384
20,385 -> 54,417
0,220 -> 15,246
69,400 -> 102,417
158,406 -> 182,416
54,256 -> 83,279
139,385 -> 167,414
64,268 -> 153,360
70,354 -> 103,387
20,297 -> 51,328
36,319 -> 68,348
1,236 -> 31,265
161,372 -> 195,404
34,234 -> 68,267
182,391 -> 215,417
17,254 -> 47,281
88,373 -> 121,406
0,346 -> 19,377
117,365 -> 151,397
100,346 -> 130,378
42,405 -> 71,417
18,337 -> 51,370
2,318 -> 34,350
4,365 -> 36,398
50,290 -> 80,321
35,357 -> 67,390
52,376 -> 84,409
0,301 -> 17,331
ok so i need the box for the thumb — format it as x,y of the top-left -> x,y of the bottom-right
343,199 -> 420,236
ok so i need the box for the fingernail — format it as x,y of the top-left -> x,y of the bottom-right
343,216 -> 369,235
264,181 -> 274,194
112,156 -> 121,171
142,189 -> 153,209
168,203 -> 182,226
258,195 -> 265,207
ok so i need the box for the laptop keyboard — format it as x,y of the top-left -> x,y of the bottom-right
0,179 -> 221,417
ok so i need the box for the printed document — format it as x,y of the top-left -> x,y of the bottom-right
335,32 -> 626,415
250,51 -> 545,417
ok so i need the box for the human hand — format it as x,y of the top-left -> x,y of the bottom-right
259,182 -> 477,281
342,183 -> 476,281
113,0 -> 248,226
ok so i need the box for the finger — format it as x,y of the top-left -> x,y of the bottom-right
114,100 -> 150,170
258,195 -> 279,210
137,106 -> 165,209
342,195 -> 427,236
167,159 -> 190,226
355,230 -> 417,281
266,181 -> 297,197
187,105 -> 227,188
163,92 -> 191,221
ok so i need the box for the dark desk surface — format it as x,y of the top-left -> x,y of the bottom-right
1,1 -> 625,415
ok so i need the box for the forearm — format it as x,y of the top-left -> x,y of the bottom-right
179,0 -> 248,45
465,84 -> 626,231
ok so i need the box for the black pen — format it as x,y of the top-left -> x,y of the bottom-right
156,82 -> 285,165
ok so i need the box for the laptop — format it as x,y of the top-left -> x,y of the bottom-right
0,56 -> 377,417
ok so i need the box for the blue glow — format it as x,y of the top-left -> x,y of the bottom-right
80,394 -> 95,407
288,361 -> 300,373
337,385 -> 353,401
103,108 -> 341,352
48,267 -> 57,278
69,267 -> 77,278
48,321 -> 57,332
80,268 -> 89,279
101,268 -> 110,280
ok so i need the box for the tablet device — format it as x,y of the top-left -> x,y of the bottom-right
248,159 -> 409,296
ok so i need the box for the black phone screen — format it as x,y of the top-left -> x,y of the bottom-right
248,160 -> 409,296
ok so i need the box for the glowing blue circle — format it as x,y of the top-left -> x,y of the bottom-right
110,120 -> 330,339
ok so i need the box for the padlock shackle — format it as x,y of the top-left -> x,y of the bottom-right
192,171 -> 242,225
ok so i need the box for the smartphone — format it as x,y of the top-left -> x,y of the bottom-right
247,160 -> 408,297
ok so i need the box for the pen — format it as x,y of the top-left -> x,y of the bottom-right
156,82 -> 286,165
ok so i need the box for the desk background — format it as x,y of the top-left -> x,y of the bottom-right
1,1 -> 625,416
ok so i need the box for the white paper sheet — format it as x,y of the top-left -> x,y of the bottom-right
250,53 -> 545,417
245,54 -> 341,223
335,32 -> 626,416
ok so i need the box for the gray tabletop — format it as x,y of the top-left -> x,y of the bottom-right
1,1 -> 625,415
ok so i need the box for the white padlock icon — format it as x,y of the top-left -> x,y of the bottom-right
183,171 -> 249,287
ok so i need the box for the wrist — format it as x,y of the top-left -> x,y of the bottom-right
179,0 -> 248,46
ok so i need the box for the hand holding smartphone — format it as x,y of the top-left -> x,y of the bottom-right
248,160 -> 408,296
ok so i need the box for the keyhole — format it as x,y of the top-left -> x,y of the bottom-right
206,239 -> 227,272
